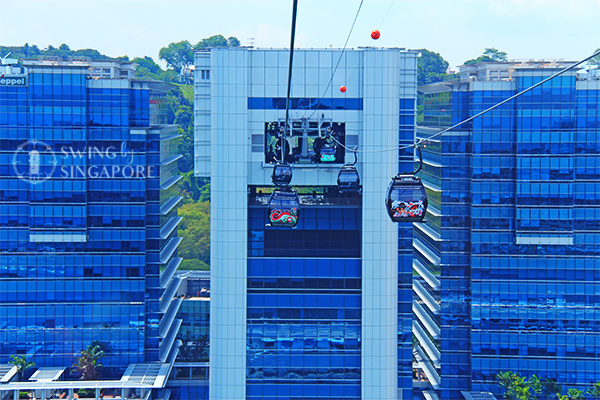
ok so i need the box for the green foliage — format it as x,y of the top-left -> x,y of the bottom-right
0,44 -> 116,61
542,378 -> 563,400
158,35 -> 241,73
179,259 -> 210,270
567,389 -> 584,400
178,84 -> 194,103
8,355 -> 35,380
73,344 -> 106,380
163,86 -> 194,172
194,34 -> 240,50
418,49 -> 450,86
529,375 -> 543,398
178,201 -> 210,267
587,382 -> 600,399
132,56 -> 177,82
176,331 -> 209,361
159,40 -> 194,71
464,47 -> 508,65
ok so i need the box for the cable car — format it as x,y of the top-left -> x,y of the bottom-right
337,151 -> 360,193
338,166 -> 360,193
386,146 -> 428,223
267,189 -> 300,228
319,144 -> 337,163
272,163 -> 293,186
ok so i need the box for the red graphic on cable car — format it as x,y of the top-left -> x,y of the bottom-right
270,208 -> 298,226
390,200 -> 424,218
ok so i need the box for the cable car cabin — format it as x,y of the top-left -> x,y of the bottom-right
267,189 -> 300,228
272,163 -> 293,187
319,144 -> 337,163
337,166 -> 360,193
386,175 -> 428,223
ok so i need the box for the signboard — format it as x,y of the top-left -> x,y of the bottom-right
0,75 -> 28,87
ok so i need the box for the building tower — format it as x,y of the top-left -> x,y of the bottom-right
194,48 -> 418,400
415,61 -> 600,399
0,58 -> 182,373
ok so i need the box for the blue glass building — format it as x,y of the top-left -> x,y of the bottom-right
0,58 -> 183,374
195,48 -> 418,400
415,61 -> 600,398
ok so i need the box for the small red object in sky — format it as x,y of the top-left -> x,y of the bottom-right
340,86 -> 347,93
371,30 -> 380,40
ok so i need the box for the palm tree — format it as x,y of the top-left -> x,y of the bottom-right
73,344 -> 106,380
193,334 -> 209,362
8,355 -> 35,381
176,330 -> 196,361
567,388 -> 584,400
587,382 -> 600,399
542,378 -> 563,400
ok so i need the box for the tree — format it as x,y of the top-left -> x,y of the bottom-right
159,40 -> 194,71
193,335 -> 209,362
417,49 -> 450,86
178,201 -> 210,268
194,34 -> 228,50
498,371 -> 541,400
8,355 -> 35,381
529,375 -> 543,399
542,378 -> 563,400
587,382 -> 600,399
73,344 -> 106,380
176,330 -> 196,361
464,47 -> 508,65
227,36 -> 241,47
132,56 -> 177,82
567,389 -> 584,400
483,47 -> 508,62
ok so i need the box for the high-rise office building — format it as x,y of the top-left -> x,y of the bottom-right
0,58 -> 182,373
415,61 -> 600,399
195,48 -> 417,400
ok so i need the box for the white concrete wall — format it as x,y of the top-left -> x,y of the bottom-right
209,49 -> 249,400
360,49 -> 404,400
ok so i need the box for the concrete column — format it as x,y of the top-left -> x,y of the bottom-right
95,387 -> 101,399
13,389 -> 18,400
68,388 -> 74,400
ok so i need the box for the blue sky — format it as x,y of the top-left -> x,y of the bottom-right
1,0 -> 599,69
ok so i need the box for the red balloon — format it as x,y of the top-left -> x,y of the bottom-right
339,86 -> 347,93
371,30 -> 381,40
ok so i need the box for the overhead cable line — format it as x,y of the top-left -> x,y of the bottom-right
307,0 -> 365,120
282,0 -> 299,159
378,0 -> 396,29
330,48 -> 600,154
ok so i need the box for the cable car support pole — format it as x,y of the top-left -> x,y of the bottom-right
282,0 -> 299,162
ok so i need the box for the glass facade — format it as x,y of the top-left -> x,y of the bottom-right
398,98 -> 416,400
247,190 -> 362,399
416,65 -> 600,398
0,60 -> 182,373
